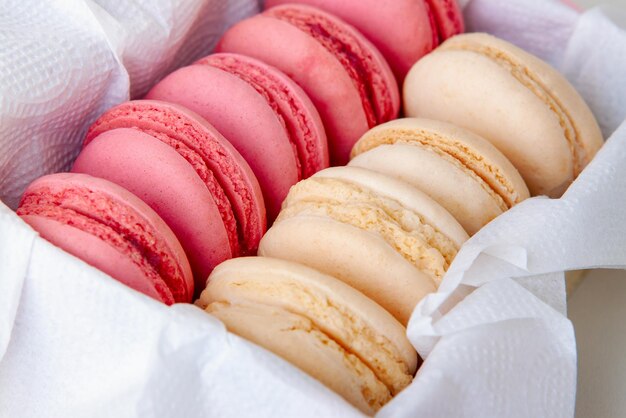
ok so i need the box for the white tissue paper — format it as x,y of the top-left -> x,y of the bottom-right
0,0 -> 259,209
1,0 -> 626,417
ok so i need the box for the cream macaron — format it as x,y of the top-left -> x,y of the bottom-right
403,33 -> 603,197
259,166 -> 468,324
350,118 -> 530,235
197,256 -> 418,414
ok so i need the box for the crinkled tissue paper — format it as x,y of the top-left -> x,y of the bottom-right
1,0 -> 626,417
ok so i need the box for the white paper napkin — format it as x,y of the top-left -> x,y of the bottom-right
1,1 -> 626,417
0,0 -> 258,209
0,226 -> 361,418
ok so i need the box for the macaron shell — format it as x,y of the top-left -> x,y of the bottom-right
494,34 -> 599,162
313,166 -> 469,248
280,174 -> 463,284
206,302 -> 389,414
351,118 -> 531,210
426,0 -> 465,40
21,215 -> 172,304
440,33 -> 603,171
84,100 -> 266,257
18,172 -> 194,302
217,6 -> 399,165
218,14 -> 365,166
197,53 -> 330,179
264,0 -> 438,82
259,215 -> 436,325
146,65 -> 298,221
73,128 -> 232,288
198,256 -> 417,394
404,33 -> 603,197
350,144 -> 504,235
263,5 -> 400,126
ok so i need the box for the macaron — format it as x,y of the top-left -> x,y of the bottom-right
146,53 -> 329,221
73,100 -> 266,290
259,166 -> 469,325
217,4 -> 400,165
404,33 -> 604,197
350,118 -> 530,235
197,256 -> 418,414
264,0 -> 464,82
17,173 -> 193,304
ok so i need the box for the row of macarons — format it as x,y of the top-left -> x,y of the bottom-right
17,27 -> 604,308
194,22 -> 605,411
15,1 -> 605,412
17,110 -> 599,413
16,0 -> 467,302
198,81 -> 603,411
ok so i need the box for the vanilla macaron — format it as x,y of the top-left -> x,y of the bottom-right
259,166 -> 468,324
404,33 -> 603,197
197,257 -> 418,414
350,118 -> 530,235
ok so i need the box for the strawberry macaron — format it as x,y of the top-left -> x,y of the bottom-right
73,100 -> 266,290
17,173 -> 194,304
146,53 -> 329,221
264,0 -> 465,82
217,4 -> 400,165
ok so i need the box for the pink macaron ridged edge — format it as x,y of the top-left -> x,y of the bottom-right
83,100 -> 266,263
426,0 -> 465,41
264,0 -> 439,83
264,5 -> 400,126
17,172 -> 194,303
195,52 -> 329,179
73,127 -> 234,289
145,65 -> 298,222
217,4 -> 399,165
20,215 -> 173,303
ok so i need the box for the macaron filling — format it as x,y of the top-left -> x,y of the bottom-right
440,40 -> 583,178
266,6 -> 394,128
353,129 -> 519,210
199,54 -> 317,179
18,186 -> 186,303
85,102 -> 262,256
279,178 -> 459,285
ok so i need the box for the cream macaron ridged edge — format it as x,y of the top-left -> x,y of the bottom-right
349,118 -> 530,235
259,166 -> 469,324
260,216 -> 435,326
303,166 -> 468,274
205,302 -> 389,413
198,256 -> 418,413
403,33 -> 603,197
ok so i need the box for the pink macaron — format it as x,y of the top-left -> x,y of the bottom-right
17,173 -> 194,304
72,100 -> 266,290
217,4 -> 400,165
264,0 -> 465,83
146,53 -> 329,221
